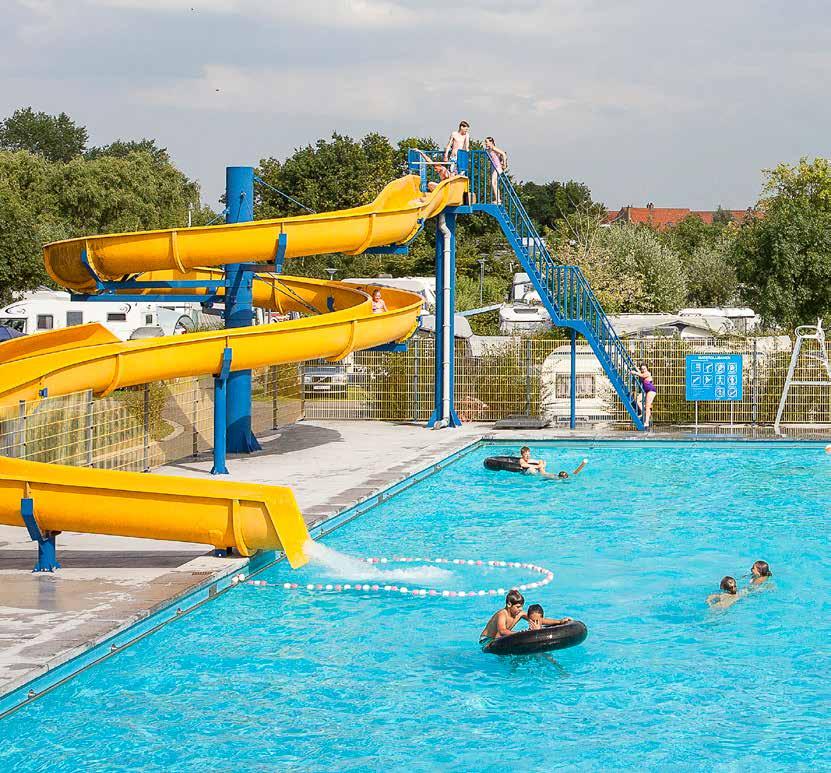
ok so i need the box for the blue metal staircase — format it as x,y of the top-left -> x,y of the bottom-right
410,148 -> 646,429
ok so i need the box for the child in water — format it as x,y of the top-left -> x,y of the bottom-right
526,603 -> 572,628
749,560 -> 772,587
519,446 -> 588,479
480,589 -> 526,647
706,576 -> 741,609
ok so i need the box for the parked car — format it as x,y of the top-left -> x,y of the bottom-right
302,359 -> 351,397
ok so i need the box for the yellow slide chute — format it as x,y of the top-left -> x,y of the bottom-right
0,175 -> 467,568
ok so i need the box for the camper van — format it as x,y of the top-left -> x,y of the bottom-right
0,289 -> 160,340
499,303 -> 551,335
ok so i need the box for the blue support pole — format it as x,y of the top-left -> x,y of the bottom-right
570,329 -> 577,429
428,213 -> 462,429
211,348 -> 233,475
224,166 -> 261,454
21,497 -> 60,572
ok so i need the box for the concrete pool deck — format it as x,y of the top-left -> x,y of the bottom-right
2,419 -> 822,700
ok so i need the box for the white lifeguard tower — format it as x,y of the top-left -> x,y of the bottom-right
774,319 -> 831,435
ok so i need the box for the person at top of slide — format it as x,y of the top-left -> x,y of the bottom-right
483,136 -> 508,204
370,289 -> 387,314
444,121 -> 470,174
633,362 -> 657,429
480,589 -> 526,646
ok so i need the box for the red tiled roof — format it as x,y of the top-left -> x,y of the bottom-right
604,206 -> 753,230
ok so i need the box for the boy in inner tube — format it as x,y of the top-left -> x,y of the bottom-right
526,603 -> 573,628
479,589 -> 526,647
519,446 -> 547,475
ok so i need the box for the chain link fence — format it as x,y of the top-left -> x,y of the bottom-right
0,364 -> 302,472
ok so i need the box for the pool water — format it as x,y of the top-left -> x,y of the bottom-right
2,441 -> 830,771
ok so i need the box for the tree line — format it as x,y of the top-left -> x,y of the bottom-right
1,106 -> 829,331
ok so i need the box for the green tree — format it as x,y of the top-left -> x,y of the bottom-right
733,157 -> 831,329
516,179 -> 600,233
0,182 -> 49,303
683,239 -> 738,307
0,107 -> 87,162
85,138 -> 169,165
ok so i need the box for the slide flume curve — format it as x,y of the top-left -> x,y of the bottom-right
0,175 -> 467,567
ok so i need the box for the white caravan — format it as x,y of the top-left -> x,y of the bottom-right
0,289 -> 160,340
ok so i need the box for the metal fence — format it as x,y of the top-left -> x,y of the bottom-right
303,335 -> 831,429
0,364 -> 303,472
1,335 -> 828,474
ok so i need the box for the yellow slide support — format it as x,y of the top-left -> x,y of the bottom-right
0,175 -> 467,568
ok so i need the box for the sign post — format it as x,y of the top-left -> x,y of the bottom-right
685,354 -> 743,431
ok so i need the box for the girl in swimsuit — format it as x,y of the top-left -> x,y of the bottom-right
484,136 -> 508,205
371,289 -> 387,314
633,362 -> 657,428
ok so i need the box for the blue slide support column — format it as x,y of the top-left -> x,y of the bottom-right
223,166 -> 261,453
570,329 -> 577,429
428,213 -> 462,428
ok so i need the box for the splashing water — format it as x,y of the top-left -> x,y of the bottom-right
304,540 -> 455,586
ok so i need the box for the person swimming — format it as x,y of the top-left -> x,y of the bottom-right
707,576 -> 741,609
526,603 -> 572,628
749,560 -> 772,586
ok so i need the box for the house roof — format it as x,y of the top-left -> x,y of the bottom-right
604,206 -> 753,230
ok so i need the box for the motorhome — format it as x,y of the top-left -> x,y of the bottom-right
498,303 -> 551,335
0,289 -> 160,340
678,307 -> 761,335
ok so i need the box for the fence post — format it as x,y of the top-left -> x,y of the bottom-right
192,378 -> 199,457
413,338 -> 420,422
17,400 -> 26,460
271,366 -> 279,429
751,337 -> 758,427
85,392 -> 94,467
525,338 -> 532,416
143,384 -> 150,472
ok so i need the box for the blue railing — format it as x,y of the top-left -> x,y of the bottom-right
408,148 -> 645,426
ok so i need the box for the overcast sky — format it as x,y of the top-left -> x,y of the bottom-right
3,0 -> 829,210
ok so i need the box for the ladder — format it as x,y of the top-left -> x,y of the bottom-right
774,319 -> 831,435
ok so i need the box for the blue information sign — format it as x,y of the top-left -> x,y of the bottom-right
685,354 -> 743,401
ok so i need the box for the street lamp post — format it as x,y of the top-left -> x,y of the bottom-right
477,258 -> 486,306
325,267 -> 337,281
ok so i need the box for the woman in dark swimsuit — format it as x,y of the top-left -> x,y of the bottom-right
633,362 -> 657,428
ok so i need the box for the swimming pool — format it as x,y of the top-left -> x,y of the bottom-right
1,440 -> 829,770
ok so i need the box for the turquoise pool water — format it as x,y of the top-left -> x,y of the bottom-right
2,441 -> 830,771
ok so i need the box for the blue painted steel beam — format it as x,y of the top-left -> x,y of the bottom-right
211,348 -> 233,475
223,166 -> 261,454
570,329 -> 577,430
71,293 -> 220,303
368,342 -> 408,353
364,245 -> 410,256
21,497 -> 60,573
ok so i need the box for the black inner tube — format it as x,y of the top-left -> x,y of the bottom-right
483,621 -> 588,655
483,456 -> 525,473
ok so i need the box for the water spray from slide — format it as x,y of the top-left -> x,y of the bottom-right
303,540 -> 455,586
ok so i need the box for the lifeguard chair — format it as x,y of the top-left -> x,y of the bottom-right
774,319 -> 831,435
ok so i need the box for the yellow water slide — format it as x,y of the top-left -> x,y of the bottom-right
0,175 -> 467,567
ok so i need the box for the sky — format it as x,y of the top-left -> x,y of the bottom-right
2,0 -> 830,211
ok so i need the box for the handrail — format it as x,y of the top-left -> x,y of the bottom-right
462,149 -> 644,410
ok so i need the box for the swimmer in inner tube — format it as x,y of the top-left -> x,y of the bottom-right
519,447 -> 588,479
526,603 -> 572,628
479,589 -> 526,647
